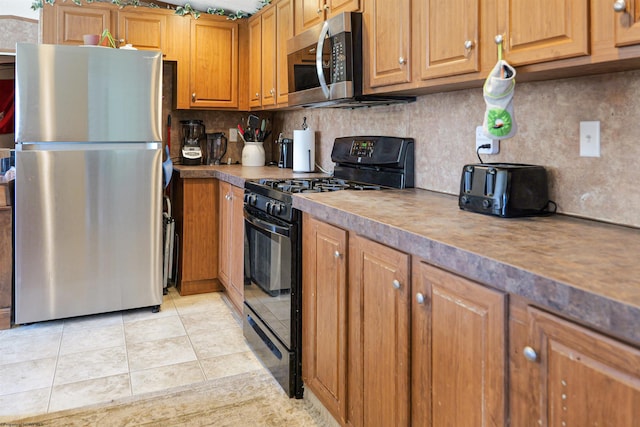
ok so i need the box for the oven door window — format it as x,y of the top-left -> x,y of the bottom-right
244,208 -> 293,347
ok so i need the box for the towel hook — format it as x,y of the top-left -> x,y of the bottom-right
495,34 -> 504,62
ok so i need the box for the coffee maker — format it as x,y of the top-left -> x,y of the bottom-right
180,120 -> 205,165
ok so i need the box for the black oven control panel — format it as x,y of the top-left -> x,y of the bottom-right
349,139 -> 375,158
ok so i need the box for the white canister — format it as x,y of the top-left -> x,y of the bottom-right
242,142 -> 265,166
293,129 -> 315,172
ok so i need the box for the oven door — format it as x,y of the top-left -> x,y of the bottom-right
243,206 -> 296,348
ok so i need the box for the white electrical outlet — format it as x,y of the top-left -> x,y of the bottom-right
229,128 -> 238,142
580,121 -> 600,157
475,126 -> 500,155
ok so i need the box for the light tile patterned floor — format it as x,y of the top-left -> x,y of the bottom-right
0,288 -> 265,420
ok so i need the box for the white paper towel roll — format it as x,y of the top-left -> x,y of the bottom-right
293,129 -> 315,172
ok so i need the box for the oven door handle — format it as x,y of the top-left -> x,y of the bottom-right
244,209 -> 292,238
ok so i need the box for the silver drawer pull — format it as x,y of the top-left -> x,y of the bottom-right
415,293 -> 425,304
392,279 -> 401,290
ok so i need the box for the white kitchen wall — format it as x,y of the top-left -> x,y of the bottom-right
275,70 -> 640,228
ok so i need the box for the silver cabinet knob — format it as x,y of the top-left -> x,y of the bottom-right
225,193 -> 232,200
464,40 -> 473,49
334,250 -> 340,258
255,92 -> 260,98
494,34 -> 503,45
523,346 -> 538,362
415,293 -> 425,304
614,0 -> 626,12
324,4 -> 330,10
392,279 -> 401,289
398,57 -> 407,65
192,92 -> 196,102
317,8 -> 323,14
270,88 -> 275,95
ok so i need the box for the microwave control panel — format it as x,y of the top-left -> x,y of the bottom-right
331,33 -> 352,83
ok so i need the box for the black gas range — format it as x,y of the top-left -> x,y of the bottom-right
242,136 -> 414,398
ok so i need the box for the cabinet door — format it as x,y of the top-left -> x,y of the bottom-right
613,0 -> 640,46
229,185 -> 245,310
527,307 -> 640,426
412,260 -> 506,427
415,0 -> 481,80
326,0 -> 361,19
248,17 -> 263,108
348,234 -> 410,427
498,0 -> 589,66
218,181 -> 232,287
276,0 -> 294,104
295,0 -> 324,34
118,11 -> 165,52
190,18 -> 239,108
50,4 -> 112,45
175,178 -> 220,295
302,215 -> 348,423
363,0 -> 412,89
261,7 -> 278,107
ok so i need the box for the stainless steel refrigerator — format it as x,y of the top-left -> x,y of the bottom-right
14,43 -> 163,324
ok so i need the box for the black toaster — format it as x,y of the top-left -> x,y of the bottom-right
458,163 -> 550,217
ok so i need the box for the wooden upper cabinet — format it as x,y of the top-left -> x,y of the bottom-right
497,0 -> 589,66
613,0 -> 640,46
276,0 -> 294,104
363,0 -> 412,88
248,17 -> 263,108
261,7 -> 278,107
118,11 -> 165,52
42,4 -> 112,45
415,0 -> 482,80
525,307 -> 640,426
190,18 -> 239,109
294,0 -> 360,34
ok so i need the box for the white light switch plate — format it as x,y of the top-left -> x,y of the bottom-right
229,128 -> 238,142
580,121 -> 600,157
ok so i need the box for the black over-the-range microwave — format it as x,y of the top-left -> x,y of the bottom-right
286,12 -> 415,108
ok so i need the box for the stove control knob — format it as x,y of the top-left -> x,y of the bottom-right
265,201 -> 273,214
460,195 -> 470,204
482,199 -> 492,209
247,194 -> 257,206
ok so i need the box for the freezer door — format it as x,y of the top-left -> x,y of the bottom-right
14,143 -> 163,324
15,43 -> 162,143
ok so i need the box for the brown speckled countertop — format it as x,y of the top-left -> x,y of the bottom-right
293,189 -> 640,347
174,165 -> 640,347
173,164 -> 329,188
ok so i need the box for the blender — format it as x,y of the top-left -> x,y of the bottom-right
204,132 -> 227,165
180,120 -> 205,165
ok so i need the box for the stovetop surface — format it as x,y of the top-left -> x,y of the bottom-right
254,177 -> 383,194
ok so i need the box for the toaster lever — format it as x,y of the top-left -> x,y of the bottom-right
463,165 -> 474,193
485,168 -> 496,196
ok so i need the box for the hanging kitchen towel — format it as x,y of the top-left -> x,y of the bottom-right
483,60 -> 517,140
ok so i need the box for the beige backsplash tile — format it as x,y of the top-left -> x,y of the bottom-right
163,62 -> 640,228
275,70 -> 640,228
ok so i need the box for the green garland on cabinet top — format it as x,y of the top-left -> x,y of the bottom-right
31,0 -> 272,20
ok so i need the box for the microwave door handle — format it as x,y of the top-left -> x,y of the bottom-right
316,21 -> 330,99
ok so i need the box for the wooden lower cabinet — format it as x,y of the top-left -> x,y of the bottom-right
510,296 -> 640,426
348,233 -> 411,427
412,259 -> 507,427
302,215 -> 348,424
0,208 -> 11,330
172,176 -> 222,296
218,181 -> 245,313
